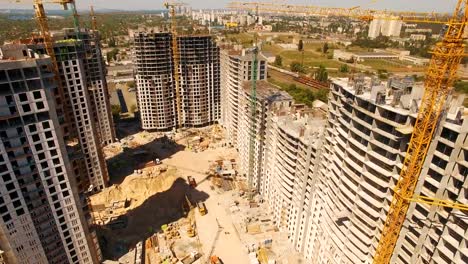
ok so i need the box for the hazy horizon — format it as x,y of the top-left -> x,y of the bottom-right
0,0 -> 457,13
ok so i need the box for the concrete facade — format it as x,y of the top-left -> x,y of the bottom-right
263,110 -> 326,235
220,46 -> 267,147
131,29 -> 221,131
0,45 -> 100,264
297,77 -> 468,263
236,80 -> 292,191
223,68 -> 468,263
28,28 -> 114,192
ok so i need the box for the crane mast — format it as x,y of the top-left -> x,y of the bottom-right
90,5 -> 97,31
32,0 -> 74,130
165,2 -> 184,129
229,1 -> 468,263
247,6 -> 259,198
247,43 -> 258,198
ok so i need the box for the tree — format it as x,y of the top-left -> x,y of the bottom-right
315,65 -> 328,82
290,61 -> 305,73
316,89 -> 329,102
274,55 -> 283,66
322,42 -> 329,53
339,64 -> 349,73
129,104 -> 137,113
111,105 -> 121,120
106,48 -> 119,63
108,37 -> 116,47
127,81 -> 136,88
298,39 -> 304,51
377,69 -> 388,80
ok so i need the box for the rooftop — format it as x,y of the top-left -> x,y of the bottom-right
221,46 -> 267,61
332,77 -> 467,121
275,114 -> 326,146
0,44 -> 49,64
242,80 -> 292,102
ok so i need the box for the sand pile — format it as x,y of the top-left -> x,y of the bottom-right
90,167 -> 178,212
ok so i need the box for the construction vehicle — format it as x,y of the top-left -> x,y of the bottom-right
187,176 -> 197,188
229,1 -> 468,264
210,255 -> 222,264
197,202 -> 207,216
186,222 -> 195,237
186,212 -> 196,237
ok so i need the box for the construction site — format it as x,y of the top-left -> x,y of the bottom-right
0,0 -> 467,264
93,125 -> 300,264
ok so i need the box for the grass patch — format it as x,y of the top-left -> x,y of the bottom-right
268,78 -> 328,106
360,59 -> 426,72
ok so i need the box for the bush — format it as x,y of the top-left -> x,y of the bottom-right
314,65 -> 328,82
274,55 -> 283,66
290,61 -> 305,73
339,64 -> 349,73
111,104 -> 121,120
127,81 -> 135,88
454,80 -> 468,94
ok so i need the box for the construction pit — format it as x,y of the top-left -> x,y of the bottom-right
96,126 -> 302,264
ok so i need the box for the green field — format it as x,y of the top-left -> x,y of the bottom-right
227,33 -> 429,77
360,59 -> 426,73
262,42 -> 342,71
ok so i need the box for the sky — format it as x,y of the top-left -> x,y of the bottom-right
0,0 -> 457,13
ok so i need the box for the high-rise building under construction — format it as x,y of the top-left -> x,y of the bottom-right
0,44 -> 101,264
131,29 -> 220,130
220,46 -> 267,147
221,52 -> 468,263
27,28 -> 115,192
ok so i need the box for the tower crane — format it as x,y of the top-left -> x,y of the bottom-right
246,5 -> 260,199
164,1 -> 187,129
229,1 -> 468,263
90,5 -> 97,31
29,0 -> 80,132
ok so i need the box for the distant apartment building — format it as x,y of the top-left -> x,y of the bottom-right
131,29 -> 220,131
0,45 -> 101,263
368,15 -> 402,39
27,28 -> 114,192
220,46 -> 267,146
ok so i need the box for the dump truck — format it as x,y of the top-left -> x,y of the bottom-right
197,202 -> 207,216
187,176 -> 197,188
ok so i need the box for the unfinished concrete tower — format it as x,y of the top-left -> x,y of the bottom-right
237,80 -> 292,190
27,28 -> 114,192
0,45 -> 101,264
131,28 -> 220,130
298,77 -> 468,264
220,46 -> 267,147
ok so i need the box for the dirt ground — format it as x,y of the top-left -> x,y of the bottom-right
96,128 -> 236,261
108,82 -> 138,116
97,127 -> 301,263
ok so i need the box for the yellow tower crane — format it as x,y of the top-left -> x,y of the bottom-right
29,0 -> 78,131
164,1 -> 187,129
90,5 -> 97,31
229,1 -> 468,263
